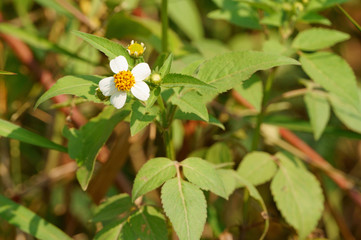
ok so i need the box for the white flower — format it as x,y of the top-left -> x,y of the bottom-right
99,56 -> 151,109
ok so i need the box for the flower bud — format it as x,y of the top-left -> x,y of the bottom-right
150,73 -> 162,85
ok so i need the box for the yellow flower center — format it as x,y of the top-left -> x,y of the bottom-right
128,42 -> 144,56
113,70 -> 135,92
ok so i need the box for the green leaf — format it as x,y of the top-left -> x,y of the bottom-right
0,24 -> 90,63
92,194 -> 133,222
292,28 -> 350,51
182,157 -> 227,199
209,0 -> 261,29
217,169 -> 237,198
161,178 -> 207,240
174,110 -> 224,130
119,206 -> 167,240
304,91 -> 330,140
0,119 -> 66,152
132,158 -> 177,202
232,172 -> 269,240
306,0 -> 348,11
197,51 -> 299,101
206,142 -> 232,166
234,74 -> 263,112
0,194 -> 72,240
159,53 -> 173,77
298,12 -> 331,26
300,52 -> 359,109
162,73 -> 216,90
329,94 -> 361,134
73,31 -> 134,66
65,107 -> 130,190
130,101 -> 158,136
271,153 -> 324,240
35,75 -> 103,109
34,0 -> 72,17
169,91 -> 209,121
94,219 -> 125,240
168,0 -> 203,41
237,151 -> 277,186
0,70 -> 16,75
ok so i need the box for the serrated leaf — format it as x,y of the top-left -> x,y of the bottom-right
234,74 -> 263,112
92,194 -> 133,222
304,91 -> 330,140
300,52 -> 359,109
119,206 -> 167,240
130,101 -> 158,136
168,0 -> 203,41
237,151 -> 277,186
159,53 -> 173,77
271,153 -> 324,240
292,28 -> 350,51
174,110 -> 224,130
161,178 -> 207,240
73,31 -> 134,66
329,93 -> 361,134
197,51 -> 299,101
64,107 -> 130,190
162,73 -> 215,91
217,169 -> 237,198
132,158 -> 176,202
0,194 -> 72,240
182,157 -> 227,199
35,75 -> 102,108
0,119 -> 66,152
206,142 -> 232,166
169,91 -> 209,121
94,219 -> 125,240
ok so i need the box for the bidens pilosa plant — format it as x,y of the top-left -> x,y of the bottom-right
1,0 -> 361,239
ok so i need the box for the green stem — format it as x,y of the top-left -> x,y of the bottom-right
161,0 -> 168,53
337,4 -> 361,33
157,95 -> 175,160
251,69 -> 276,150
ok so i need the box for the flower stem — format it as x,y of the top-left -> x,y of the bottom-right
161,0 -> 168,53
157,95 -> 175,160
251,69 -> 276,150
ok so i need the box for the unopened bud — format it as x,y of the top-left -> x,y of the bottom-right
150,73 -> 162,85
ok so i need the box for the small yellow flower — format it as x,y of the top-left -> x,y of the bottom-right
127,40 -> 146,58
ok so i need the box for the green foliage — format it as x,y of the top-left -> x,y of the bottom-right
292,28 -> 350,51
300,52 -> 359,109
130,101 -> 158,136
0,70 -> 16,75
74,31 -> 134,66
161,178 -> 207,240
271,153 -> 324,240
329,94 -> 361,134
132,158 -> 177,202
119,206 -> 168,240
181,157 -> 227,199
168,0 -> 204,41
304,91 -> 330,139
197,51 -> 300,101
35,75 -> 103,108
94,219 -> 125,240
205,142 -> 232,165
0,119 -> 66,152
237,151 -> 277,186
169,91 -> 209,121
234,74 -> 263,112
92,194 -> 133,222
162,73 -> 215,91
64,107 -> 130,190
0,194 -> 72,240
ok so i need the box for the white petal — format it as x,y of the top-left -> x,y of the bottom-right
110,56 -> 128,73
131,81 -> 150,101
110,91 -> 127,109
131,63 -> 151,82
99,77 -> 116,96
